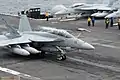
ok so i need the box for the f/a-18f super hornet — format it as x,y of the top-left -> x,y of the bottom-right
0,15 -> 95,60
105,9 -> 120,18
51,0 -> 117,18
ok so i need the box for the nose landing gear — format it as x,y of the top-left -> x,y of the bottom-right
57,54 -> 66,61
56,46 -> 66,61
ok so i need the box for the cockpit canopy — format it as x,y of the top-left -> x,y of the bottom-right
40,27 -> 74,38
71,3 -> 85,8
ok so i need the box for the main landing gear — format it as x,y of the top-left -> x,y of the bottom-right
57,54 -> 66,61
40,51 -> 46,58
56,46 -> 66,61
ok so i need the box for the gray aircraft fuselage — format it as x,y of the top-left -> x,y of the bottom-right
23,31 -> 95,50
0,30 -> 94,50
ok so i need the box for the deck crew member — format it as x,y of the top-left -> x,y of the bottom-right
110,17 -> 113,27
92,17 -> 95,26
45,12 -> 49,21
118,18 -> 120,30
87,17 -> 91,26
105,18 -> 109,29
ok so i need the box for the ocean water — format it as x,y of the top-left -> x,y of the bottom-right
0,0 -> 119,15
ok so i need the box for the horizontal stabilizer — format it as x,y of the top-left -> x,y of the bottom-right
1,18 -> 21,38
0,34 -> 63,47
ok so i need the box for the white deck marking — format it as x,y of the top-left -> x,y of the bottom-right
67,57 -> 120,73
0,25 -> 6,28
51,22 -> 58,23
0,66 -> 43,80
92,43 -> 120,49
31,18 -> 58,21
81,36 -> 120,49
60,18 -> 76,22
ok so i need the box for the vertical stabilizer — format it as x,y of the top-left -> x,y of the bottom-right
51,5 -> 67,15
18,15 -> 32,32
101,0 -> 109,5
102,0 -> 117,6
95,0 -> 115,6
111,0 -> 120,8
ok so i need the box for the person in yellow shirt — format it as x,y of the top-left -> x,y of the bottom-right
105,18 -> 109,29
45,12 -> 49,21
87,17 -> 91,26
118,18 -> 120,30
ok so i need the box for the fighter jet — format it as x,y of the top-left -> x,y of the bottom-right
105,9 -> 120,18
90,0 -> 118,18
91,11 -> 115,18
51,0 -> 116,18
0,15 -> 94,60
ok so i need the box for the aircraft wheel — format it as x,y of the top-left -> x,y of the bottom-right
61,54 -> 66,60
40,51 -> 45,58
57,54 -> 66,61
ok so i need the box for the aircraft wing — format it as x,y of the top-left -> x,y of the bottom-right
0,34 -> 62,46
74,6 -> 112,11
0,37 -> 31,47
73,5 -> 96,11
79,7 -> 96,11
96,7 -> 113,11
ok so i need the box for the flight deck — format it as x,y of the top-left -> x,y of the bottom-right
0,14 -> 120,80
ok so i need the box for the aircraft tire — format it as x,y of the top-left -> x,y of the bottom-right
40,51 -> 45,58
61,54 -> 66,60
57,54 -> 66,61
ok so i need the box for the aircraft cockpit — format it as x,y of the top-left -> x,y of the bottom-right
40,27 -> 74,38
71,3 -> 85,8
52,30 -> 74,38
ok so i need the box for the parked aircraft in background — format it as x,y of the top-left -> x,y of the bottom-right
90,0 -> 117,18
105,9 -> 120,27
91,10 -> 116,18
105,9 -> 120,18
51,0 -> 117,18
0,15 -> 94,61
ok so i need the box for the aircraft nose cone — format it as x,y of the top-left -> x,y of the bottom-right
55,10 -> 65,15
105,14 -> 114,18
83,42 -> 95,50
105,15 -> 110,18
91,13 -> 96,16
